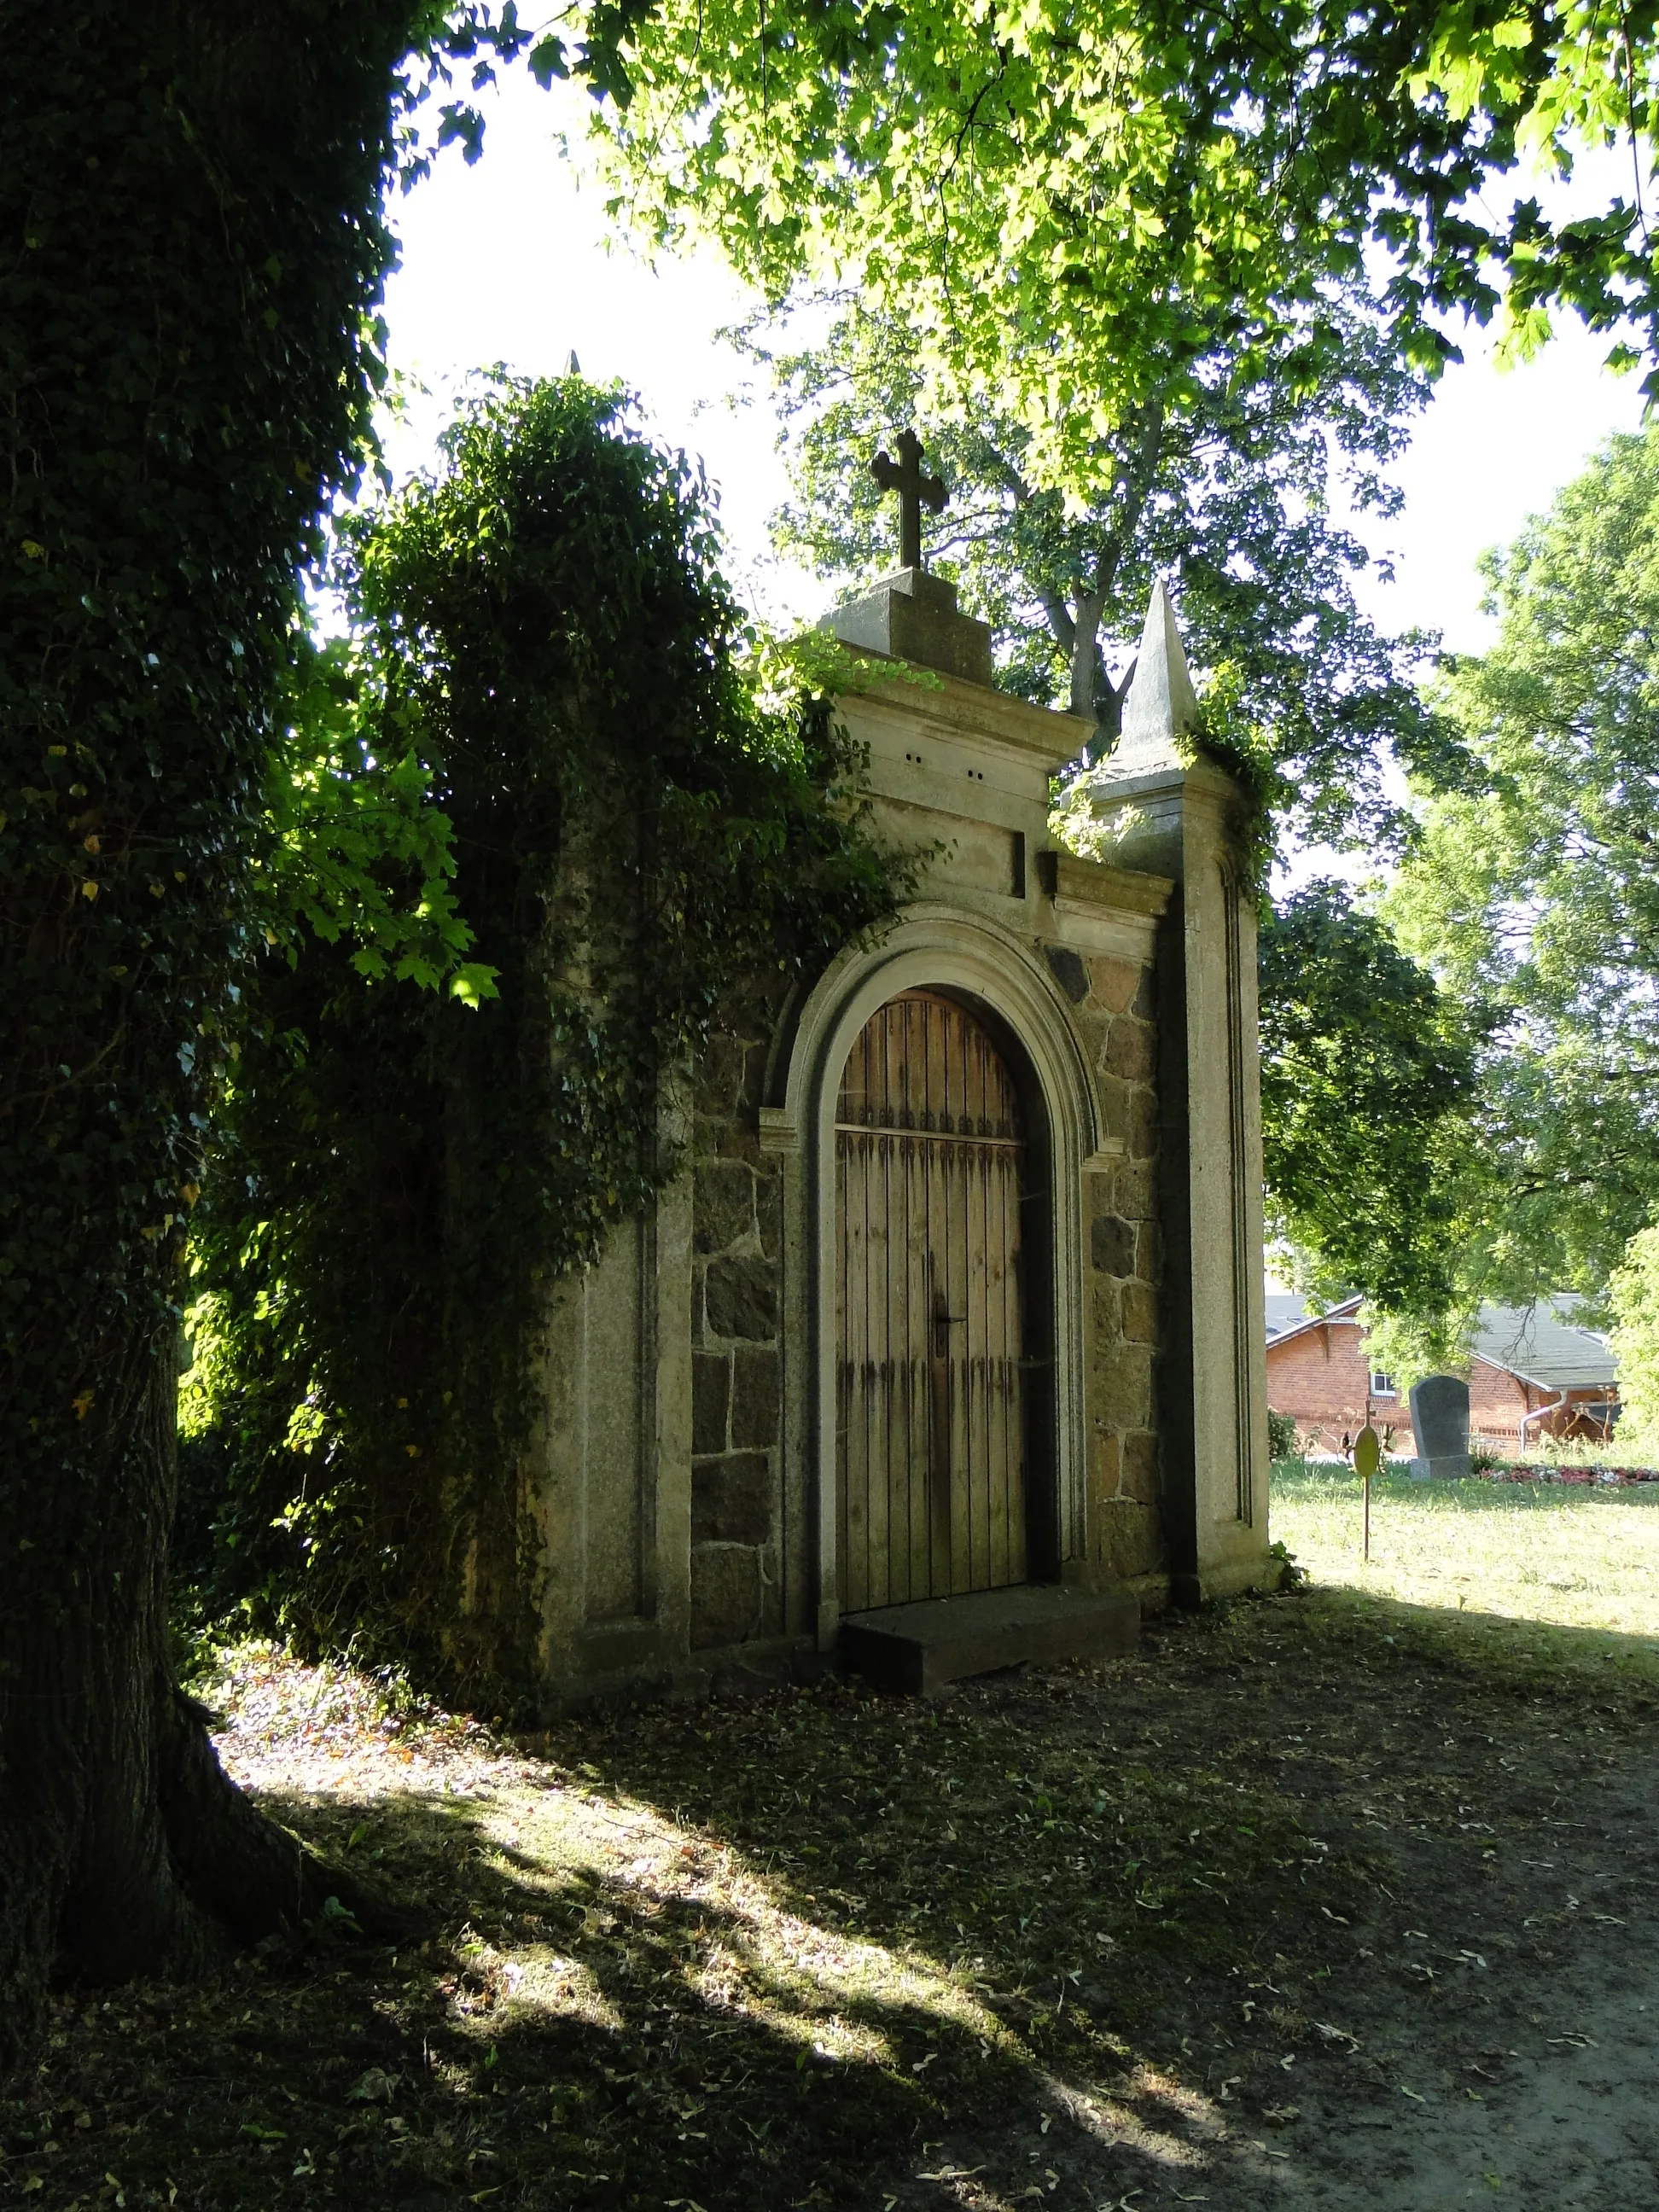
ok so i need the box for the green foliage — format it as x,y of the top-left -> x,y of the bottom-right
1357,1304 -> 1478,1402
0,0 -> 679,1654
1388,426 -> 1659,1307
585,0 -> 1572,514
181,377 -> 899,1681
1413,2 -> 1659,396
1266,1408 -> 1301,1461
1610,1224 -> 1659,1450
259,621 -> 498,1002
1258,881 -> 1477,1317
742,294 -> 1463,853
0,0 -> 445,1646
1266,1536 -> 1308,1591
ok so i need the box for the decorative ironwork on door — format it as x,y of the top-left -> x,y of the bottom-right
835,991 -> 1028,1610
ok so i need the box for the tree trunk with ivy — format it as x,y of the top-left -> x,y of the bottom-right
0,0 -> 428,2065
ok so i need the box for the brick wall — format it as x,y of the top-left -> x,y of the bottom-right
1266,1317 -> 1564,1452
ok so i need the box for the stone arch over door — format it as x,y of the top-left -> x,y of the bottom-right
761,908 -> 1108,1645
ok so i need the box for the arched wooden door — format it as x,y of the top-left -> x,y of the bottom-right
835,991 -> 1029,1610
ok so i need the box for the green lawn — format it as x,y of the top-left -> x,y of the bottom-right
1271,1458 -> 1659,1651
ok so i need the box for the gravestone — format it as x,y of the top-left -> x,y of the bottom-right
1409,1374 -> 1470,1481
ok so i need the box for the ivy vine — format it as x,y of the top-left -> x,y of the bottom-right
179,377 -> 902,1691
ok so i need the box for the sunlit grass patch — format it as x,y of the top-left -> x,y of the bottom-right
1271,1459 -> 1659,1686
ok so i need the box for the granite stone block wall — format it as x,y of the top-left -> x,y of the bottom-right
687,1023 -> 785,1651
1063,947 -> 1167,1584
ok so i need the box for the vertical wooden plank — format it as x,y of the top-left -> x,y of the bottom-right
971,1136 -> 991,1592
835,992 -> 1030,1613
837,1128 -> 853,1611
853,1131 -> 876,1613
910,1123 -> 935,1599
1008,1141 -> 1022,1592
909,997 -> 933,1595
870,1126 -> 894,1609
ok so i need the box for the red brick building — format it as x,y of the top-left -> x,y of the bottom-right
1265,1295 -> 1619,1456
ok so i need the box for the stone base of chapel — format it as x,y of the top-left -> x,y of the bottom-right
839,1585 -> 1141,1696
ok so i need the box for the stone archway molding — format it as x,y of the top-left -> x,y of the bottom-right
759,905 -> 1111,1644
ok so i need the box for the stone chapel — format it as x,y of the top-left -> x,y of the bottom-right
525,507 -> 1270,1703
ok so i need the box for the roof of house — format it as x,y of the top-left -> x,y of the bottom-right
1265,1294 -> 1359,1348
1263,1291 -> 1617,1394
1470,1298 -> 1617,1392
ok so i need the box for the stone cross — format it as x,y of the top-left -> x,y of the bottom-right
870,428 -> 947,571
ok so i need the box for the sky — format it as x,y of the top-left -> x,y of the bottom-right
380,71 -> 1650,659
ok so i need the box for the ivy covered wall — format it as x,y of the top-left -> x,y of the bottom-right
179,378 -> 901,1703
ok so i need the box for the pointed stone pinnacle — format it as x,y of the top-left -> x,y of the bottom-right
1116,579 -> 1199,760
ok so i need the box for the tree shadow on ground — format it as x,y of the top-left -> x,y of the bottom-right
14,1585 -> 1659,2209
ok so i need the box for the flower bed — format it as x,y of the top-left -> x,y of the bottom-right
1476,1462 -> 1659,1486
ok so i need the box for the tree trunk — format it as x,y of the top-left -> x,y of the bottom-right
0,0 -> 423,2069
3,1313 -> 390,2021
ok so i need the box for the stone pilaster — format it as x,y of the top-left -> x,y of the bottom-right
1082,585 -> 1270,1602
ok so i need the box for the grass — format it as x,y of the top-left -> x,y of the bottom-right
1271,1458 -> 1659,1679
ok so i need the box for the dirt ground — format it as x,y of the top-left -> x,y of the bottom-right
5,1583 -> 1657,2210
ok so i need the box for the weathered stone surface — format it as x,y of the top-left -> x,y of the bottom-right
696,1113 -> 762,1165
1115,1159 -> 1155,1219
1103,1017 -> 1155,1083
826,565 -> 996,686
755,1167 -> 783,1260
695,1159 -> 754,1254
1088,955 -> 1142,1013
1091,1214 -> 1138,1277
1102,1343 -> 1153,1427
1097,1073 -> 1132,1141
692,1353 -> 729,1456
742,1040 -> 771,1109
840,1584 -> 1138,1691
1128,1086 -> 1158,1158
692,1454 -> 772,1545
704,1255 -> 777,1342
1093,1429 -> 1121,1505
1121,1280 -> 1157,1344
1097,1500 -> 1161,1580
1120,1428 -> 1159,1503
695,1033 -> 749,1114
690,1542 -> 762,1649
731,1348 -> 780,1449
1045,944 -> 1089,1004
1134,1221 -> 1161,1281
1091,1280 -> 1121,1337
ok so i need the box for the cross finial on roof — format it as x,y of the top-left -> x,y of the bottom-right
870,428 -> 947,571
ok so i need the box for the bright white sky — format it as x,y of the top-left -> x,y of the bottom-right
381,70 -> 1649,659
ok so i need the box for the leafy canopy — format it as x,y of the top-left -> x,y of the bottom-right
1259,882 -> 1477,1318
742,289 -> 1464,850
587,0 -> 1563,512
1610,1224 -> 1659,1449
1388,425 -> 1659,1309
